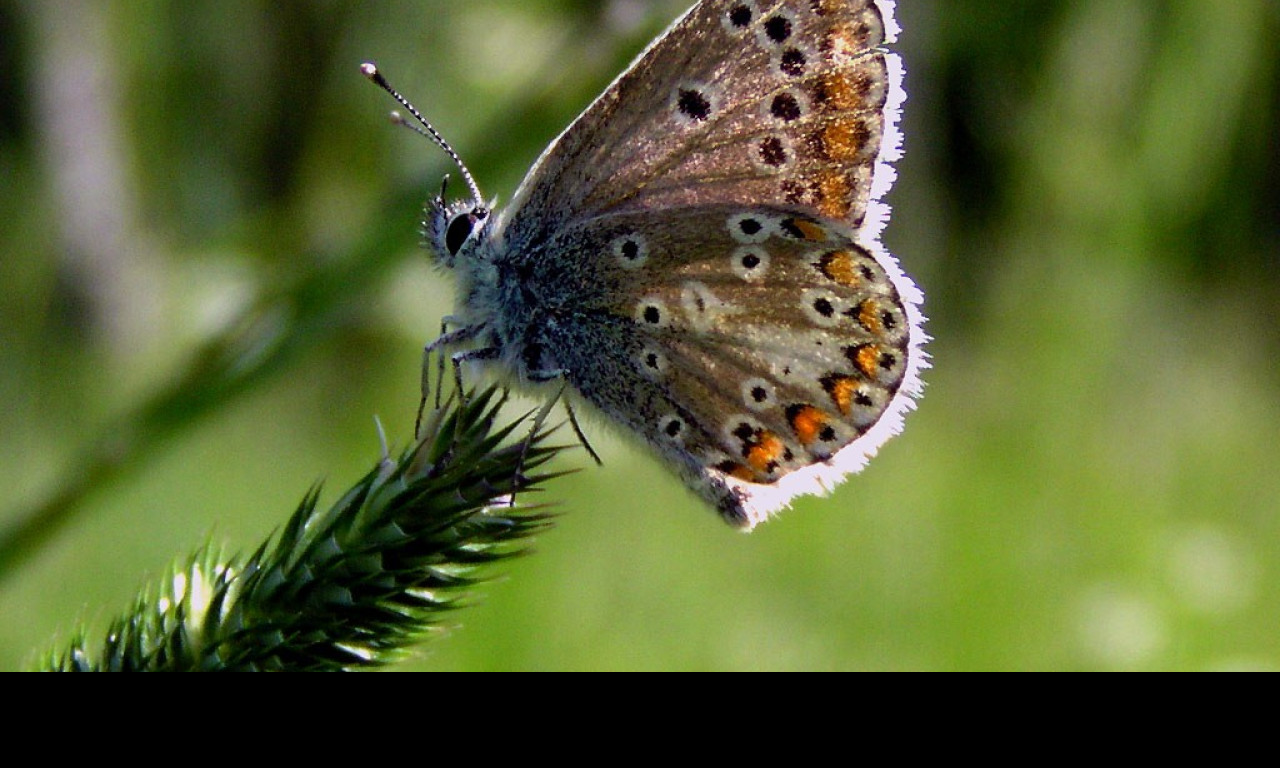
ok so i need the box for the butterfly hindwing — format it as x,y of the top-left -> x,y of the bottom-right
522,203 -> 922,526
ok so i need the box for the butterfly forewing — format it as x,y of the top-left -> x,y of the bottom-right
502,0 -> 901,246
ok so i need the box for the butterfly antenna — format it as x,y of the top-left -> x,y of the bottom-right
361,62 -> 484,208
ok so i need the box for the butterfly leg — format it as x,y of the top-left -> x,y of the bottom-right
417,320 -> 486,438
449,344 -> 500,404
564,401 -> 603,466
525,368 -> 603,467
431,315 -> 472,408
443,345 -> 501,446
507,382 -> 566,509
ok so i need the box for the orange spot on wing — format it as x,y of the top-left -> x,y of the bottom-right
824,376 -> 860,416
855,344 -> 882,378
820,250 -> 860,287
818,120 -> 871,162
789,218 -> 828,241
858,299 -> 884,334
814,72 -> 860,111
746,431 -> 787,474
789,406 -> 830,446
816,172 -> 853,219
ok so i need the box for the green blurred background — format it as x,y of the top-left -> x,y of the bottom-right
2,0 -> 1277,671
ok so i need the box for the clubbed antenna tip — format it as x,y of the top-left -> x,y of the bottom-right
361,61 -> 484,208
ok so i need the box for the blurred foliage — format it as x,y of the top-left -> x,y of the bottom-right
1,0 -> 1277,670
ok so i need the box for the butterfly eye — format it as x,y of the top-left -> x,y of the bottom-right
445,209 -> 487,256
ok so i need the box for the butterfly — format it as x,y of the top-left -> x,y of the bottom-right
364,0 -> 925,530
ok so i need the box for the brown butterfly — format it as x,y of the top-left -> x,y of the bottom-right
367,0 -> 925,529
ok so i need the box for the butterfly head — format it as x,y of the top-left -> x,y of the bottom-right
425,177 -> 490,268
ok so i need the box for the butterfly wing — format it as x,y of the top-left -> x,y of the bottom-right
500,0 -> 905,247
492,0 -> 921,527
523,203 -> 923,528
